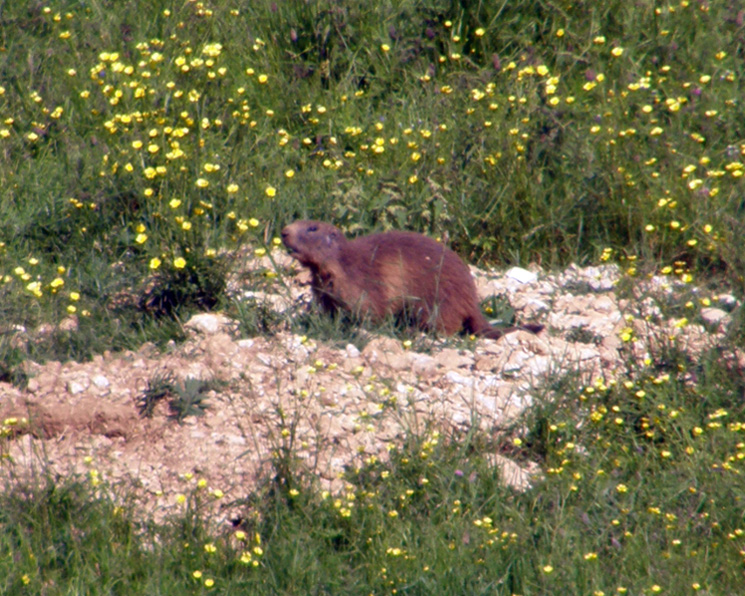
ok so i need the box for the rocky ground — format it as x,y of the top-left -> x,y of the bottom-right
0,253 -> 737,524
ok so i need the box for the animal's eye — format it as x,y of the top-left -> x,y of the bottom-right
308,225 -> 318,232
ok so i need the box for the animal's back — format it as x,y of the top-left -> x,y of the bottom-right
345,231 -> 482,334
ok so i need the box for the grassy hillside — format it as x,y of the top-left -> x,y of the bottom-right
1,0 -> 744,356
1,1 -> 745,594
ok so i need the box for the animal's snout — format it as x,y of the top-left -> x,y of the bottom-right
281,225 -> 300,252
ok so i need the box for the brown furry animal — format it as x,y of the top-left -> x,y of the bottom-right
281,220 -> 543,339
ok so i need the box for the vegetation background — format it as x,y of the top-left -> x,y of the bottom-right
1,0 -> 744,594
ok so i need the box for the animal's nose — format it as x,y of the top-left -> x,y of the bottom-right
280,227 -> 289,239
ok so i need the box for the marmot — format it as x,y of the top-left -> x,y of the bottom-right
281,220 -> 543,339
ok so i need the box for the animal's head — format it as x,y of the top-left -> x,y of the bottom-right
281,220 -> 345,266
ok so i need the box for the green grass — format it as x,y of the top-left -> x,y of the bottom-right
3,346 -> 745,594
1,0 -> 745,594
1,0 -> 744,357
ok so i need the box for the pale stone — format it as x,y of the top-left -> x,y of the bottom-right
434,348 -> 473,369
505,267 -> 538,284
700,307 -> 728,326
58,316 -> 78,332
443,370 -> 474,387
67,380 -> 87,395
92,375 -> 110,389
717,294 -> 738,309
185,313 -> 237,335
408,353 -> 437,376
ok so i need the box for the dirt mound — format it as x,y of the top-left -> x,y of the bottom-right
0,259 -> 735,523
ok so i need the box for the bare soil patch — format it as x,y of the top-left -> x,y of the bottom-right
0,257 -> 734,523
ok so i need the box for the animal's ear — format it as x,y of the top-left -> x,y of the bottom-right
325,231 -> 337,246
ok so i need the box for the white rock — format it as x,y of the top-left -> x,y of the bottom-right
185,313 -> 236,335
524,298 -> 551,312
443,370 -> 474,387
525,355 -> 552,377
212,433 -> 247,446
256,354 -> 274,367
492,454 -> 536,491
408,353 -> 437,376
434,348 -> 473,369
700,308 -> 728,327
505,267 -> 538,284
240,291 -> 293,311
58,316 -> 78,332
450,411 -> 470,425
717,294 -> 738,309
67,380 -> 86,395
92,375 -> 110,389
345,344 -> 361,358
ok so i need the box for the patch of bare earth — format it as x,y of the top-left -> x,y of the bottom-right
0,256 -> 738,524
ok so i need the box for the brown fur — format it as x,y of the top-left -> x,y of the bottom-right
281,220 -> 543,339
